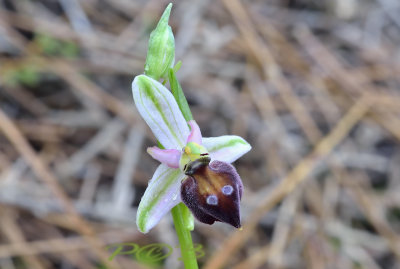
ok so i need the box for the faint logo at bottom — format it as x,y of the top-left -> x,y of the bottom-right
106,242 -> 205,264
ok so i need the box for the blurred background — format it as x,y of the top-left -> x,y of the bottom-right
1,0 -> 400,268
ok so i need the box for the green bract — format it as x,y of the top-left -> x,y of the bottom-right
144,3 -> 175,80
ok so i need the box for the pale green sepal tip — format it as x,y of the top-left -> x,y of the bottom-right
173,61 -> 182,73
158,3 -> 173,27
144,3 -> 175,80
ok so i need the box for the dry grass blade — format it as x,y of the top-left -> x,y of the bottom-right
2,1 -> 400,268
204,94 -> 371,269
0,207 -> 46,269
0,109 -> 119,269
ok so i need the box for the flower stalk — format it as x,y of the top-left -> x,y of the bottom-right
171,204 -> 198,269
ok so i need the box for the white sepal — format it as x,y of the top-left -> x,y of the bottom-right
203,135 -> 251,163
132,75 -> 189,149
136,164 -> 184,233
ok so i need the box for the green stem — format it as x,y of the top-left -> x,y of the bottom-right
171,203 -> 199,269
168,68 -> 193,122
168,67 -> 198,268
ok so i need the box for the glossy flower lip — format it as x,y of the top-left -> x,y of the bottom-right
181,160 -> 243,228
132,74 -> 251,233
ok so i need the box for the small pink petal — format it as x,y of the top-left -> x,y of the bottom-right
186,120 -> 202,144
147,147 -> 181,168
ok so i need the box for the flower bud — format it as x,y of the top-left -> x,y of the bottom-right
144,3 -> 175,80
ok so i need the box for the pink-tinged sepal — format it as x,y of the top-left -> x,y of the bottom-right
147,147 -> 181,168
181,160 -> 243,228
186,120 -> 203,145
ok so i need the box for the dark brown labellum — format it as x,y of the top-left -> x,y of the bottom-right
181,160 -> 243,228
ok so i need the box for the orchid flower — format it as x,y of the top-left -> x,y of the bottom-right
132,74 -> 251,233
